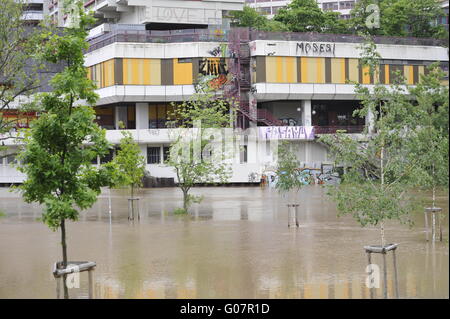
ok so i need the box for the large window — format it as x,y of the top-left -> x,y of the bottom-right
94,104 -> 136,129
94,106 -> 115,130
149,103 -> 175,128
147,147 -> 161,164
312,100 -> 365,133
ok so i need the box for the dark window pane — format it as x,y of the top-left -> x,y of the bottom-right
100,149 -> 114,164
163,146 -> 170,163
147,147 -> 160,164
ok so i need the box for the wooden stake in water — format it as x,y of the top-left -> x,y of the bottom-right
108,187 -> 112,215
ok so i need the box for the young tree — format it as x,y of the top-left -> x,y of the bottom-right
106,130 -> 146,218
166,80 -> 235,213
320,37 -> 425,248
404,64 -> 449,209
0,0 -> 42,143
275,141 -> 310,200
16,3 -> 112,299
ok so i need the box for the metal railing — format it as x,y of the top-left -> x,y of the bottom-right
257,109 -> 284,126
87,27 -> 445,52
314,125 -> 365,134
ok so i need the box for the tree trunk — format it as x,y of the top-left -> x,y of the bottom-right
182,188 -> 189,212
61,218 -> 69,299
131,185 -> 135,217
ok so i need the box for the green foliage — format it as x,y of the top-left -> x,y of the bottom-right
0,0 -> 44,139
173,207 -> 188,215
274,0 -> 351,33
275,142 -> 309,196
106,130 -> 146,197
402,64 -> 449,199
16,4 -> 111,230
166,79 -> 235,212
350,0 -> 448,39
230,0 -> 448,40
229,6 -> 289,32
319,37 -> 433,245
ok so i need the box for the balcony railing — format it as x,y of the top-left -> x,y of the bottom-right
314,125 -> 365,134
87,27 -> 445,53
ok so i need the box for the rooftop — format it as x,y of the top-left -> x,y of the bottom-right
87,26 -> 447,53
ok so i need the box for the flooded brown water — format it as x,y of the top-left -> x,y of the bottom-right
0,186 -> 448,299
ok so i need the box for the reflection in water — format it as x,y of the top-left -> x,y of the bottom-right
0,186 -> 448,299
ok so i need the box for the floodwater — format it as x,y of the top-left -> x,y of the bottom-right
0,186 -> 448,299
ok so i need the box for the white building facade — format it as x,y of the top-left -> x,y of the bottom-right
1,1 -> 448,185
245,0 -> 357,19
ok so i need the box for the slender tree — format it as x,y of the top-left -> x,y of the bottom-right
166,80 -> 235,213
16,3 -> 112,299
275,141 -> 310,201
404,63 -> 449,210
106,129 -> 146,217
320,36 -> 426,247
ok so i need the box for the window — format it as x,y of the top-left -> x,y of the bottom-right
5,154 -> 17,165
100,149 -> 114,164
323,2 -> 339,11
147,147 -> 161,164
149,103 -> 174,128
91,155 -> 99,165
240,145 -> 248,164
163,146 -> 170,163
94,106 -> 115,130
339,1 -> 355,10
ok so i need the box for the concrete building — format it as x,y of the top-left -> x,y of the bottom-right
47,0 -> 244,28
21,0 -> 46,23
1,1 -> 448,185
438,0 -> 449,31
246,0 -> 357,19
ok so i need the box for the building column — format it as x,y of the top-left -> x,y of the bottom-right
114,106 -> 120,130
365,108 -> 375,135
302,100 -> 312,127
136,103 -> 149,130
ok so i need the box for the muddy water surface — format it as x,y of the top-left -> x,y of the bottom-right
0,186 -> 448,299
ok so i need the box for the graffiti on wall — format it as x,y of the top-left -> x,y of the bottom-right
199,57 -> 230,89
280,118 -> 299,126
208,43 -> 228,58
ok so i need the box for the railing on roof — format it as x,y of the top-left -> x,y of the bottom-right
87,27 -> 446,53
87,28 -> 234,52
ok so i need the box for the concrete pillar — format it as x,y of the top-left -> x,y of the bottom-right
305,141 -> 311,165
114,106 -> 120,130
140,145 -> 148,164
136,103 -> 149,130
366,108 -> 375,135
302,100 -> 312,127
248,92 -> 257,128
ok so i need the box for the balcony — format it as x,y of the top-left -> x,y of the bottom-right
314,125 -> 365,134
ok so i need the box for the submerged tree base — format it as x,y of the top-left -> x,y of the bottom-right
173,208 -> 189,215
